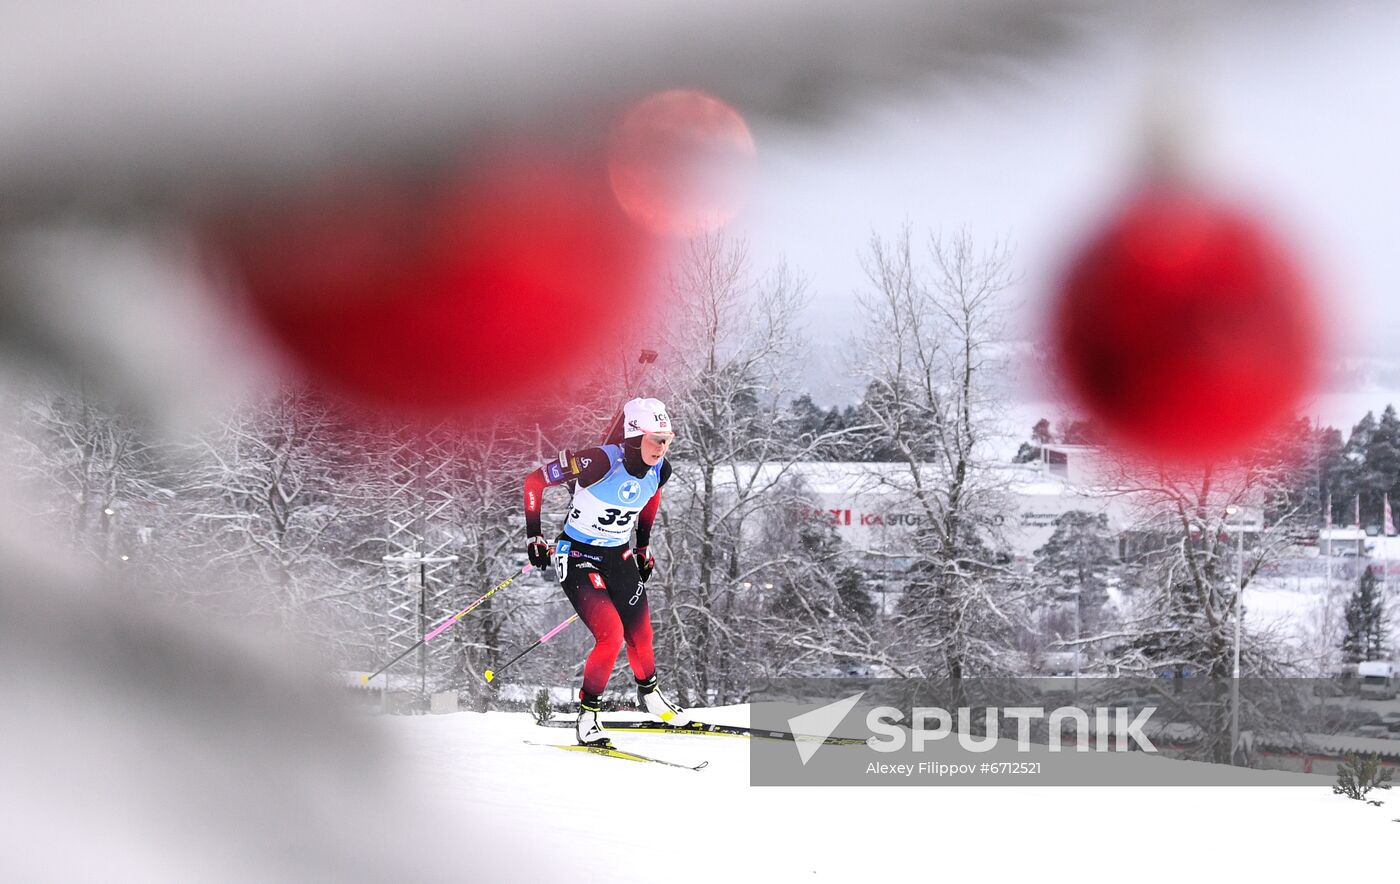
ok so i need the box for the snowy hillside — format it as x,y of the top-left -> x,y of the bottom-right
382,706 -> 1395,880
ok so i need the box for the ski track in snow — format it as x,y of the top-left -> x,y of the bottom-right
377,705 -> 1396,880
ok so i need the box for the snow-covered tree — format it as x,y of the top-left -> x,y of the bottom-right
438,416 -> 542,703
1097,421 -> 1317,693
1363,405 -> 1400,523
1341,565 -> 1387,664
651,234 -> 855,703
1012,417 -> 1053,464
756,477 -> 898,679
1331,411 -> 1376,525
8,381 -> 173,566
851,227 -> 1024,678
185,388 -> 358,627
1033,509 -> 1117,648
1300,583 -> 1347,677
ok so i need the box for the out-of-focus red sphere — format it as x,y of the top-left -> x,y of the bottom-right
1050,184 -> 1321,464
202,149 -> 656,415
607,89 -> 756,238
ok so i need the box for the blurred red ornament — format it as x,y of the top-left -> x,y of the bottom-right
607,89 -> 756,238
1050,184 -> 1320,464
203,149 -> 655,414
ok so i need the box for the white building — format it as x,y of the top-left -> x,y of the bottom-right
718,448 -> 1132,562
719,444 -> 1267,564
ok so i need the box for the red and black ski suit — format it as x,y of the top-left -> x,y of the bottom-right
524,439 -> 670,701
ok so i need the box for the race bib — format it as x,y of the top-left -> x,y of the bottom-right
564,486 -> 642,544
552,539 -> 571,583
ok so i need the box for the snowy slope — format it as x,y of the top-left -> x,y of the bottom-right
381,706 -> 1396,881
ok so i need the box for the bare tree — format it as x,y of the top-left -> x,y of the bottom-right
5,380 -> 172,566
652,234 -> 856,703
852,227 -> 1024,678
182,389 -> 351,616
1099,445 -> 1307,680
754,475 -> 904,679
1300,581 -> 1346,677
438,416 -> 544,703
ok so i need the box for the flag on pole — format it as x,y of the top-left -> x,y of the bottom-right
1386,493 -> 1395,536
1325,491 -> 1332,531
1355,495 -> 1362,530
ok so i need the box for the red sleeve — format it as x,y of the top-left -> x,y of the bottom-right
524,447 -> 612,537
635,489 -> 662,548
524,468 -> 548,537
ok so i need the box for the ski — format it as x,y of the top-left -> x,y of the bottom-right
524,740 -> 708,771
537,717 -> 868,746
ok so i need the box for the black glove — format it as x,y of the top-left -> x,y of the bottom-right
527,535 -> 551,570
634,546 -> 655,582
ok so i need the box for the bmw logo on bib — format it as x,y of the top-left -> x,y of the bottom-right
618,480 -> 642,504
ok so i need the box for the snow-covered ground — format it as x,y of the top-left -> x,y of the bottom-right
379,705 -> 1396,880
1246,565 -> 1400,668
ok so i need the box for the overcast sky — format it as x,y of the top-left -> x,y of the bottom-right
733,2 -> 1400,413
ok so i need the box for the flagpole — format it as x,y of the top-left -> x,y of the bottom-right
1325,490 -> 1332,611
1385,492 -> 1394,600
1356,494 -> 1363,562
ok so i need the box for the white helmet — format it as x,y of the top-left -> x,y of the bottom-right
622,397 -> 674,438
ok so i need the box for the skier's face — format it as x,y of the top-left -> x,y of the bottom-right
640,433 -> 672,465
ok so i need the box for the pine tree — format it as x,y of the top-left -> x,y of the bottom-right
833,565 -> 876,623
1342,566 -> 1388,664
1033,510 -> 1117,638
1332,411 -> 1377,525
1060,419 -> 1101,446
1364,404 -> 1400,525
1333,753 -> 1393,805
762,497 -> 887,677
771,518 -> 876,625
785,394 -> 853,461
1013,417 -> 1052,464
531,688 -> 555,724
1032,418 -> 1053,446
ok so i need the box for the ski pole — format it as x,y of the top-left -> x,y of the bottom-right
483,613 -> 579,684
361,563 -> 535,685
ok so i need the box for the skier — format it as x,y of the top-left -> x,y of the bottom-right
523,397 -> 690,746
